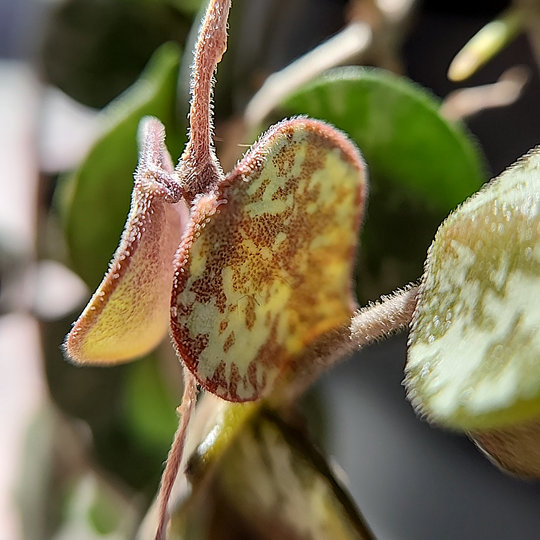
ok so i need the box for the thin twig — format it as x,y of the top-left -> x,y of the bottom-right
154,370 -> 198,540
244,22 -> 372,128
515,0 -> 540,68
441,66 -> 530,121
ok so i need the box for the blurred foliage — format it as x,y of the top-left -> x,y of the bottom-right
42,309 -> 180,495
57,42 -> 185,290
41,0 -> 194,108
280,67 -> 487,301
32,0 -> 524,538
168,399 -> 374,540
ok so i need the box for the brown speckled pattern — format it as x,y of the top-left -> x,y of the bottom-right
170,118 -> 367,401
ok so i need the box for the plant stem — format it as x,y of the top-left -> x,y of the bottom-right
154,370 -> 198,540
177,0 -> 230,202
279,285 -> 419,404
349,285 -> 419,348
154,3 -> 231,537
244,22 -> 372,128
514,0 -> 540,69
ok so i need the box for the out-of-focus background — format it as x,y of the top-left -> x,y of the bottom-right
2,0 -> 540,539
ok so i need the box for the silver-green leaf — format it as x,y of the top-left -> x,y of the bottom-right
406,147 -> 540,430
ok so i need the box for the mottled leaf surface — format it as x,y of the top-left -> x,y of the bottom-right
407,148 -> 540,430
281,67 -> 486,300
170,118 -> 366,401
169,400 -> 374,540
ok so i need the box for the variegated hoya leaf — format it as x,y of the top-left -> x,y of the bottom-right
66,116 -> 366,403
170,118 -> 366,402
164,396 -> 374,540
406,148 -> 540,430
66,119 -> 188,364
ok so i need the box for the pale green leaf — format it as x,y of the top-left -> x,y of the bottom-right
406,148 -> 540,430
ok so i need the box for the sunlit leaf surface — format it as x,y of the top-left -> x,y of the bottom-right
407,148 -> 540,430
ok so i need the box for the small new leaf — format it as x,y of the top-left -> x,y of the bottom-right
66,118 -> 189,364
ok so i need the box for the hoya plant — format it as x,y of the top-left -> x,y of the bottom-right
30,0 -> 540,538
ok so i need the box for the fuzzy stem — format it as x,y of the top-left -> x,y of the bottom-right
154,370 -> 198,540
178,0 -> 230,201
279,286 -> 420,404
349,285 -> 419,349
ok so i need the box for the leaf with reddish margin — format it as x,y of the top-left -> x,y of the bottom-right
66,118 -> 189,365
170,117 -> 367,402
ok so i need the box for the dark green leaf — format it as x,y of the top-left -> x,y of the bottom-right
123,355 -> 179,451
42,0 -> 191,107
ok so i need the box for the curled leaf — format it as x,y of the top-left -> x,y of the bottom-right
66,118 -> 188,365
60,42 -> 184,290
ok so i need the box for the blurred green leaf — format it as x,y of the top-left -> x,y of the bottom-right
58,42 -> 185,290
169,403 -> 374,540
280,67 -> 487,301
215,410 -> 374,540
42,0 -> 191,107
141,395 -> 374,540
42,313 -> 170,492
61,473 -> 135,539
88,481 -> 122,535
282,67 -> 484,208
123,355 -> 179,451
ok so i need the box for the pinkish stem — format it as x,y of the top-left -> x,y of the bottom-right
349,285 -> 419,348
154,370 -> 198,540
154,2 -> 233,534
279,286 -> 419,404
177,0 -> 231,202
